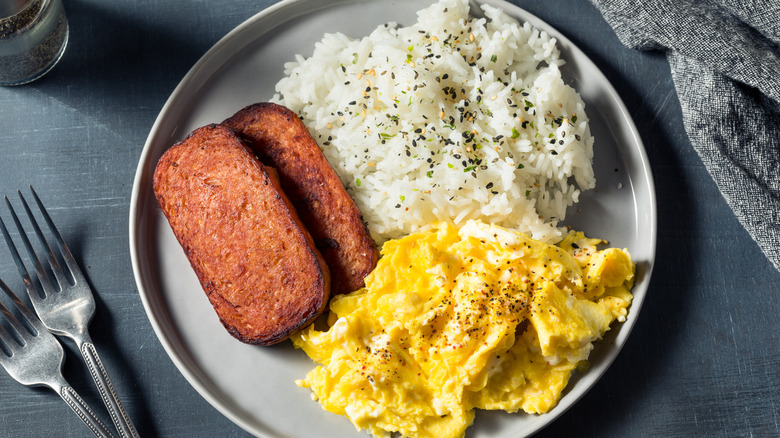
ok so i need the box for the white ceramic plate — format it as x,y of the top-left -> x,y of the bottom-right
129,0 -> 656,436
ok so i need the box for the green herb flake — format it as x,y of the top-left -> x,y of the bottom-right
517,163 -> 525,169
356,178 -> 362,187
511,127 -> 520,139
426,170 -> 434,178
352,53 -> 358,64
571,115 -> 578,124
490,54 -> 497,63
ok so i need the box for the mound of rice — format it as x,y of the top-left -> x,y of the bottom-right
273,0 -> 594,244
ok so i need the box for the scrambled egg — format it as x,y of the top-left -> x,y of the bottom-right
292,220 -> 634,438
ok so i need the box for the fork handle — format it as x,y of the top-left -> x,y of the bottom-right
59,385 -> 116,438
81,341 -> 140,438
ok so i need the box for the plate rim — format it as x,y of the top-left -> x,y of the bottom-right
129,0 -> 657,436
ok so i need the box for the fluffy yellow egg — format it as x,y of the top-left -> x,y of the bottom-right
292,220 -> 635,438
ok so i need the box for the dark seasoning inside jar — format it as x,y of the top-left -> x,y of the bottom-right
0,0 -> 68,85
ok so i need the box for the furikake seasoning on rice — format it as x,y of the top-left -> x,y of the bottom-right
273,0 -> 595,244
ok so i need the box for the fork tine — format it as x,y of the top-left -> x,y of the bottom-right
27,187 -> 86,283
17,191 -> 69,286
4,195 -> 55,291
0,317 -> 15,357
3,192 -> 65,297
0,298 -> 22,355
0,277 -> 42,344
0,213 -> 39,299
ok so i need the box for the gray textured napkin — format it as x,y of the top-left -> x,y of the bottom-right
590,0 -> 780,272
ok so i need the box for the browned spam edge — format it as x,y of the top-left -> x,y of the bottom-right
153,124 -> 330,345
226,162 -> 330,345
223,102 -> 379,294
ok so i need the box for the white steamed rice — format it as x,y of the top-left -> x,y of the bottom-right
273,0 -> 594,244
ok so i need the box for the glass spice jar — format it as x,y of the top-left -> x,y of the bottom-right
0,0 -> 68,86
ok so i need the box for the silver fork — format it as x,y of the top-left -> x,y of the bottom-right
0,278 -> 115,437
0,188 -> 140,438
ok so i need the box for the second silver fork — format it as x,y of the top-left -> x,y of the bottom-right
0,188 -> 140,438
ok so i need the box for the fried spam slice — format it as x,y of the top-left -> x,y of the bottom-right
223,102 -> 378,295
153,124 -> 330,345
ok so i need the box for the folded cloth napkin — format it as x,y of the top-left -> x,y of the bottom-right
590,0 -> 780,272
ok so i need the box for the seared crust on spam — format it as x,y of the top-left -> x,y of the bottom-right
153,124 -> 330,345
223,102 -> 378,294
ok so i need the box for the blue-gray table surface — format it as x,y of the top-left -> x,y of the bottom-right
1,0 -> 778,437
